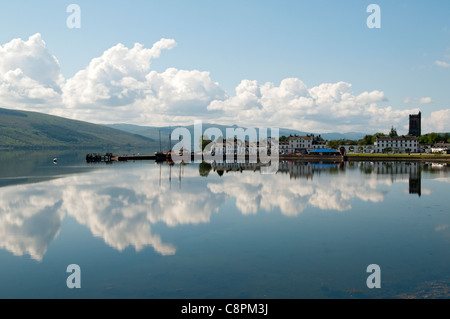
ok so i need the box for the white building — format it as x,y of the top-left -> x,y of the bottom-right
280,135 -> 327,154
210,138 -> 274,158
374,136 -> 419,153
279,140 -> 289,154
430,143 -> 450,154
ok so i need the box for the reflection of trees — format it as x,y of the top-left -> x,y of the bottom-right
277,161 -> 342,179
199,161 -> 212,177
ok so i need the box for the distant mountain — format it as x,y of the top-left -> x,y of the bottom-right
105,123 -> 366,143
0,108 -> 157,150
319,132 -> 367,141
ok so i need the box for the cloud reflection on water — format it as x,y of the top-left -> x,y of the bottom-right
0,161 -> 447,260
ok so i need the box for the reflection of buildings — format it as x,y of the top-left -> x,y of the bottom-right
359,162 -> 422,196
210,160 -> 342,178
211,161 -> 267,173
409,169 -> 421,197
210,160 -> 345,179
277,161 -> 342,180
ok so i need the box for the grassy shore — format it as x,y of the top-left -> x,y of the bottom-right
347,153 -> 450,158
277,153 -> 450,163
345,153 -> 450,162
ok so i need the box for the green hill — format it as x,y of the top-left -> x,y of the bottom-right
0,107 -> 157,150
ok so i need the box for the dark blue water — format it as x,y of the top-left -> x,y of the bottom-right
0,151 -> 449,298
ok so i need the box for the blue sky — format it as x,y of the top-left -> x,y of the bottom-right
0,0 -> 449,133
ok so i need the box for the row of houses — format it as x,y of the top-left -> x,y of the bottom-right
343,137 -> 449,154
205,135 -> 448,156
338,137 -> 420,154
278,135 -> 422,155
279,135 -> 450,155
429,142 -> 450,154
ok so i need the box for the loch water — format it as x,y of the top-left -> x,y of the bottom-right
0,150 -> 449,299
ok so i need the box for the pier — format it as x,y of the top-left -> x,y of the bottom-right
86,153 -> 113,162
112,154 -> 156,161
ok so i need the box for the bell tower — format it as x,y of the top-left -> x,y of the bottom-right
408,112 -> 421,137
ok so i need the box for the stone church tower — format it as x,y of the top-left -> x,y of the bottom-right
408,112 -> 421,137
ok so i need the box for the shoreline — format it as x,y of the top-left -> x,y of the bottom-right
279,154 -> 450,162
94,153 -> 450,163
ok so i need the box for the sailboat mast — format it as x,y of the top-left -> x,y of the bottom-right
169,127 -> 172,152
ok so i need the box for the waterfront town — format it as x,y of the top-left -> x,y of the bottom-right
85,111 -> 449,164
208,112 -> 449,157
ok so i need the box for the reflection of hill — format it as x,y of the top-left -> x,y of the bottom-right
0,150 -> 97,188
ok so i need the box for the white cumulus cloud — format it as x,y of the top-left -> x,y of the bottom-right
60,38 -> 227,124
422,109 -> 450,132
0,33 -> 63,109
403,97 -> 434,104
419,97 -> 434,104
0,33 -> 448,132
62,39 -> 176,108
435,60 -> 450,68
208,78 -> 415,133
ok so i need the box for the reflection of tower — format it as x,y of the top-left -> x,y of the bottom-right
409,164 -> 421,197
408,112 -> 421,137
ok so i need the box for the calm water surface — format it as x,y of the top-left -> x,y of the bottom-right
0,150 -> 449,299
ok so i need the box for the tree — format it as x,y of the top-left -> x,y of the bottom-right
199,134 -> 213,151
327,140 -> 340,150
418,132 -> 449,145
389,126 -> 398,137
358,135 -> 372,145
327,139 -> 356,150
374,132 -> 386,138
